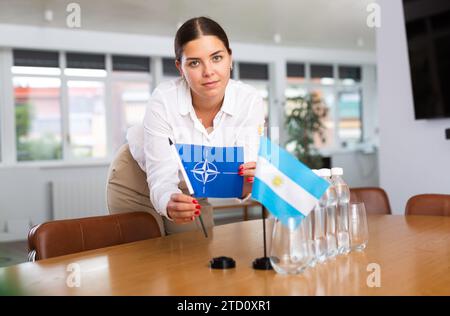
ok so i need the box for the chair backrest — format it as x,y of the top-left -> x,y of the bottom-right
28,212 -> 161,261
349,187 -> 392,215
405,194 -> 450,216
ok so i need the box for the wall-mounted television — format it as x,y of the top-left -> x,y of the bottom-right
403,0 -> 450,119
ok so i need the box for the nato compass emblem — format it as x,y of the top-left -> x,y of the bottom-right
191,159 -> 220,194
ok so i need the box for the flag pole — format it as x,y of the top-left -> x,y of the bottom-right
262,206 -> 267,258
168,138 -> 207,238
252,205 -> 273,270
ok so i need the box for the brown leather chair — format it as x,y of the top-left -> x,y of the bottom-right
28,212 -> 161,261
350,187 -> 392,215
405,194 -> 450,216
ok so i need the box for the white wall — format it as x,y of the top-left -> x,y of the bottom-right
377,0 -> 450,214
0,165 -> 109,241
332,151 -> 379,187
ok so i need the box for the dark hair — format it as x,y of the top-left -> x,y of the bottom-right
174,16 -> 232,62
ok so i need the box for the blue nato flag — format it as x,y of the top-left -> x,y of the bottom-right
175,143 -> 244,198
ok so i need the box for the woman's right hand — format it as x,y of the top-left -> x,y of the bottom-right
167,193 -> 201,224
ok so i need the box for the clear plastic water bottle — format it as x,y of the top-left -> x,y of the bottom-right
319,168 -> 338,259
303,169 -> 318,267
303,209 -> 317,267
313,170 -> 328,263
331,167 -> 351,255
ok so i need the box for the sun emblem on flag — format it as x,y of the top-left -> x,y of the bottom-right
272,175 -> 283,187
257,124 -> 264,136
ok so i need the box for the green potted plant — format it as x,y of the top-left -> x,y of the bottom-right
285,92 -> 328,169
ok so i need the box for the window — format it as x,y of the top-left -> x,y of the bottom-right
10,50 -> 110,162
13,77 -> 63,161
238,62 -> 270,128
311,64 -> 334,85
239,63 -> 269,80
309,86 -> 336,148
66,52 -> 106,75
286,63 -> 335,149
162,57 -> 179,80
112,55 -> 150,73
337,89 -> 362,145
111,55 -> 151,151
286,63 -> 363,150
111,81 -> 149,147
67,80 -> 106,158
8,49 -> 160,163
338,65 -> 361,85
65,53 -> 107,159
13,49 -> 59,68
12,49 -> 62,161
337,66 -> 362,146
286,62 -> 305,83
285,62 -> 307,120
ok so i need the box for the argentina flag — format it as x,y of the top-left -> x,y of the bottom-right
175,143 -> 244,198
252,137 -> 330,227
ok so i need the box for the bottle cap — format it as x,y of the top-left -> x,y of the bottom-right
331,167 -> 343,176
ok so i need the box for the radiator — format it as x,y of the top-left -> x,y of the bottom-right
50,178 -> 108,220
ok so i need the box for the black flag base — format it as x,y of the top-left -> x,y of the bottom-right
252,257 -> 273,270
210,256 -> 236,269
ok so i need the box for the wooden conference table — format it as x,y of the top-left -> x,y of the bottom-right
1,215 -> 449,295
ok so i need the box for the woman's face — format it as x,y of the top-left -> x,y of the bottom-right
176,35 -> 232,101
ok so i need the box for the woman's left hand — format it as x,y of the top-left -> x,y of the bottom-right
238,161 -> 256,182
239,162 -> 256,197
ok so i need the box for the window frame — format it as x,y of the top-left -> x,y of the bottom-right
0,50 -> 113,166
0,50 -> 158,167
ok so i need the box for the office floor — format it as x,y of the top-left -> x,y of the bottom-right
0,209 -> 260,268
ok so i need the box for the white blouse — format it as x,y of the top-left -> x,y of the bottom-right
127,78 -> 265,219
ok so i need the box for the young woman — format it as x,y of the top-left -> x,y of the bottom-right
107,16 -> 265,235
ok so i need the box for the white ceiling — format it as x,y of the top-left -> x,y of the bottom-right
0,0 -> 375,51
